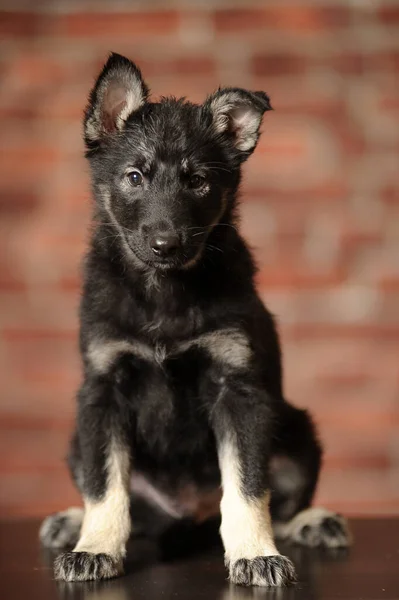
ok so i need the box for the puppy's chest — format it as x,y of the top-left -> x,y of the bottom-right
123,338 -> 212,410
91,325 -> 250,456
116,339 -> 216,455
141,303 -> 204,342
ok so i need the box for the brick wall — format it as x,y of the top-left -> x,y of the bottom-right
0,1 -> 398,518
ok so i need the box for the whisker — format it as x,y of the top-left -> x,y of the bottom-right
99,221 -> 137,235
216,223 -> 239,233
206,244 -> 224,254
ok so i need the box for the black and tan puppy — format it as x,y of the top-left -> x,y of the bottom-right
40,53 -> 350,586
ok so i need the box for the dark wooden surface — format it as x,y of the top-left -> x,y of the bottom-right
1,518 -> 398,600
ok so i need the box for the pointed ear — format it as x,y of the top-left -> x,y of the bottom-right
84,53 -> 149,148
204,88 -> 272,155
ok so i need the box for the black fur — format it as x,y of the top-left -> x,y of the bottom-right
41,53 -> 350,585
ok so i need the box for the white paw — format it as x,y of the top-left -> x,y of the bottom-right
274,507 -> 351,548
39,507 -> 83,549
54,551 -> 123,581
229,555 -> 297,587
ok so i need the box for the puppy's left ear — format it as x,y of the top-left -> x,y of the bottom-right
84,53 -> 149,149
204,88 -> 272,157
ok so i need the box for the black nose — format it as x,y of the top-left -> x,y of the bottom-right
150,232 -> 180,258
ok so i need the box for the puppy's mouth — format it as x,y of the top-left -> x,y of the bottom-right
151,248 -> 203,271
126,239 -> 203,271
151,257 -> 183,270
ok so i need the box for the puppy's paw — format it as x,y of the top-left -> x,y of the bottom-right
54,551 -> 123,582
229,555 -> 297,587
281,508 -> 351,549
40,507 -> 83,549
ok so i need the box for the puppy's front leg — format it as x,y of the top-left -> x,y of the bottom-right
212,382 -> 297,587
55,376 -> 131,582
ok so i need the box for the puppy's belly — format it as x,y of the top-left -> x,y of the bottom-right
131,471 -> 222,522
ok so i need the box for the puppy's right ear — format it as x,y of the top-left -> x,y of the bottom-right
84,53 -> 149,149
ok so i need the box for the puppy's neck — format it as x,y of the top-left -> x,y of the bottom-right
90,215 -> 256,340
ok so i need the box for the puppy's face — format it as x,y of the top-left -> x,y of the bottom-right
85,54 -> 271,270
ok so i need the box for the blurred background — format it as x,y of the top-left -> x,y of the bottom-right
0,0 -> 398,520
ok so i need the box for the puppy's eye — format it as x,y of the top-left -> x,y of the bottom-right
127,170 -> 143,187
190,174 -> 206,189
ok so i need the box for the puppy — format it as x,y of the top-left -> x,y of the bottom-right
40,53 -> 350,585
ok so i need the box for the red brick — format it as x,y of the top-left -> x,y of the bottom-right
257,265 -> 344,290
281,324 -> 399,341
137,57 -> 216,78
324,455 -> 391,469
340,230 -> 383,251
0,390 -> 75,423
0,428 -> 70,472
2,333 -> 79,385
370,51 -> 399,73
0,146 -> 61,182
0,414 -> 72,431
252,75 -> 344,120
329,53 -> 367,76
378,93 -> 399,112
316,468 -> 399,514
0,106 -> 37,120
245,114 -> 341,192
0,264 -> 27,292
2,329 -> 78,342
378,7 -> 399,24
58,276 -> 82,292
0,191 -> 40,213
381,185 -> 399,205
214,7 -> 350,33
62,11 -> 179,38
6,53 -> 97,88
0,290 -> 79,331
379,276 -> 399,291
252,54 -> 306,77
0,470 -> 80,518
149,74 -> 221,104
0,12 -> 47,37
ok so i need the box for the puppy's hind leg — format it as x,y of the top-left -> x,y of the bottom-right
274,507 -> 351,549
270,403 -> 351,549
40,507 -> 83,550
40,432 -> 85,550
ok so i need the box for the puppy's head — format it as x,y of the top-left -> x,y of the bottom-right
85,53 -> 271,270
